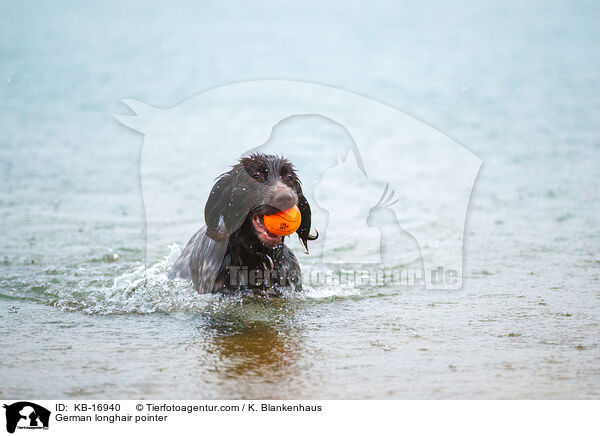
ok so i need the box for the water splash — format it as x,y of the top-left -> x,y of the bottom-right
39,245 -> 408,315
50,245 -> 212,315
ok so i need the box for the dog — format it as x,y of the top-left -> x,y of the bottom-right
169,153 -> 318,294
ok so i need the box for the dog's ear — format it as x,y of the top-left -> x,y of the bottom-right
296,192 -> 318,253
205,168 -> 251,241
204,173 -> 233,241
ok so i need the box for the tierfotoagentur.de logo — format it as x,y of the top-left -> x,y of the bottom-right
3,402 -> 50,434
115,80 -> 481,292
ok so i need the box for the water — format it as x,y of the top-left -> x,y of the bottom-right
1,1 -> 599,399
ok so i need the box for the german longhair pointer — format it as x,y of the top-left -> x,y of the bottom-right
169,153 -> 317,294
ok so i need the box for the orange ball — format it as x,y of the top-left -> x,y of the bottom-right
263,205 -> 302,236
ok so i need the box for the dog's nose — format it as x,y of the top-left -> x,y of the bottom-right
273,190 -> 295,210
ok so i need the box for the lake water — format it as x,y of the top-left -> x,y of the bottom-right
1,1 -> 599,399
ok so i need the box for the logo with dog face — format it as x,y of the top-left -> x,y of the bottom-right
3,402 -> 50,433
115,80 -> 481,290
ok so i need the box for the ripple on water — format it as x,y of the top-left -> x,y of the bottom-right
36,245 -> 399,316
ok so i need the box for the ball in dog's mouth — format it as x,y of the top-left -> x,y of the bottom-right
252,214 -> 283,246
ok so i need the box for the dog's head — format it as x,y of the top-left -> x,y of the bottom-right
204,153 -> 317,251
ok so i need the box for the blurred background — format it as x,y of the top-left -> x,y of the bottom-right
0,1 -> 599,399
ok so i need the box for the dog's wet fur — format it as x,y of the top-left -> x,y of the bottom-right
169,153 -> 317,294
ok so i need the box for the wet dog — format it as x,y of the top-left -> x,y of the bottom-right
169,153 -> 317,293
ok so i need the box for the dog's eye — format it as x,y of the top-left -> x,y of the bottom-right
252,172 -> 264,181
281,170 -> 297,182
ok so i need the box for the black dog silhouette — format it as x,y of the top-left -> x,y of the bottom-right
3,402 -> 50,434
27,410 -> 38,426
